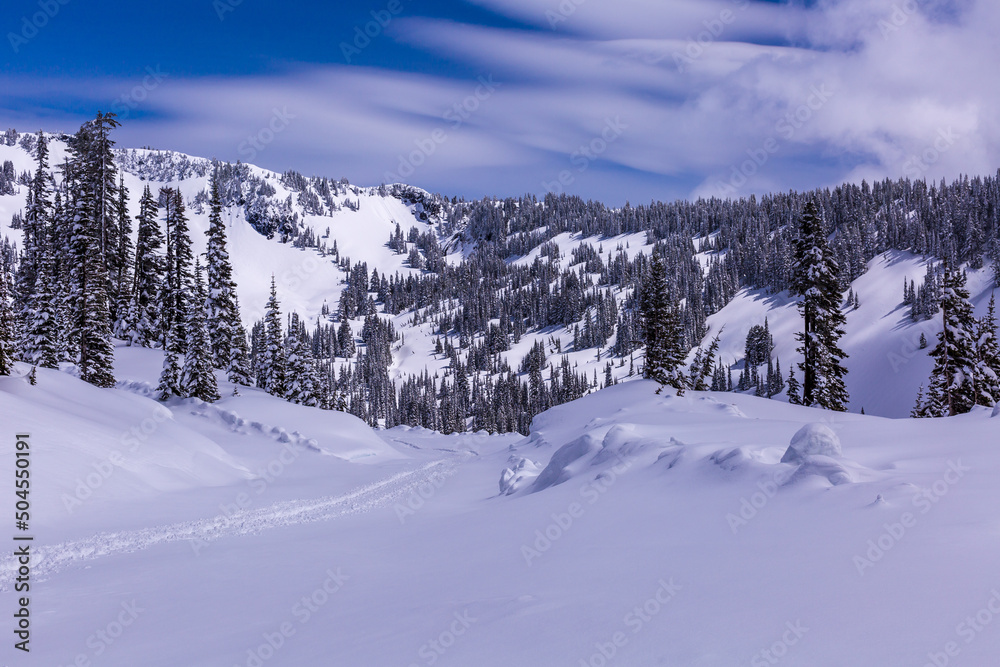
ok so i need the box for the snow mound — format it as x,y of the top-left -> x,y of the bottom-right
781,423 -> 842,463
992,403 -> 1000,418
499,456 -> 542,496
791,455 -> 855,486
531,432 -> 604,492
710,447 -> 755,471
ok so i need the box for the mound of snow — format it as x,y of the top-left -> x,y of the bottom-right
993,403 -> 1000,418
499,456 -> 542,495
531,433 -> 603,492
791,455 -> 855,486
781,423 -> 842,463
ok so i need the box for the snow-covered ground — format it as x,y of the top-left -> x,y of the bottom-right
2,344 -> 999,666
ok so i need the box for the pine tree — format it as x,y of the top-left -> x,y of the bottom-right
786,366 -> 801,405
227,295 -> 253,387
181,260 -> 220,402
156,333 -> 183,400
111,174 -> 133,326
161,187 -> 194,349
974,293 -> 1000,407
0,266 -> 15,375
19,130 -> 54,363
21,224 -> 59,369
285,313 -> 318,406
641,254 -> 686,393
261,276 -> 287,396
337,318 -> 355,358
20,131 -> 50,286
122,185 -> 164,347
791,202 -> 849,410
204,170 -> 240,368
915,268 -> 978,417
67,121 -> 116,388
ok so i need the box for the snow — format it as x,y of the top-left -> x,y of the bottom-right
781,422 -> 843,462
3,132 -> 1000,665
697,250 -> 998,417
4,360 -> 1000,665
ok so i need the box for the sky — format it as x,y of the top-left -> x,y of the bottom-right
1,0 -> 997,205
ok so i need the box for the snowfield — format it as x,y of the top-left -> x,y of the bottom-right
2,344 -> 1000,666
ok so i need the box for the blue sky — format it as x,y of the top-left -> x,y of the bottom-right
2,0 -> 995,204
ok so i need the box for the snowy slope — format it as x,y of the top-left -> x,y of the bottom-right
699,251 -> 998,417
2,354 -> 1000,665
0,134 -> 996,421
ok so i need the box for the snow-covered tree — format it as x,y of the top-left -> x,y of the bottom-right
204,170 -> 240,368
181,260 -> 220,403
160,187 -> 194,349
791,202 -> 848,411
67,121 -> 116,388
974,293 -> 1000,408
260,276 -> 286,396
914,268 -> 978,417
0,265 -> 15,375
285,313 -> 318,406
227,295 -> 253,387
641,254 -> 686,393
120,185 -> 164,347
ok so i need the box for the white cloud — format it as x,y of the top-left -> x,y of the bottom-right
3,0 -> 997,204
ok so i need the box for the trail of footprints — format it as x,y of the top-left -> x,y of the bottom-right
0,461 -> 450,587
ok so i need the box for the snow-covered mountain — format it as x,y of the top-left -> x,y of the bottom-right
4,132 -> 996,420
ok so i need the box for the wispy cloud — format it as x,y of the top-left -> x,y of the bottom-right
3,0 -> 997,204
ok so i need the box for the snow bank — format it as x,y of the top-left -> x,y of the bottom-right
781,423 -> 843,463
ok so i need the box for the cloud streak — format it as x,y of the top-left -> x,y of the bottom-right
2,0 -> 997,204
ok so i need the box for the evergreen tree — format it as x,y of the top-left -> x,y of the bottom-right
285,313 -> 318,406
337,318 -> 355,358
974,293 -> 1000,407
181,261 -> 220,402
786,366 -> 801,405
204,170 -> 240,367
641,255 -> 686,393
161,187 -> 194,349
227,295 -> 253,387
791,202 -> 849,410
111,174 -> 133,326
915,268 -> 979,417
67,121 -> 116,388
261,276 -> 287,396
122,185 -> 164,347
0,266 -> 15,375
156,332 -> 183,400
21,222 -> 59,369
19,130 -> 51,319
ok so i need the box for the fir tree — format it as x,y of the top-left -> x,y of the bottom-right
161,187 -> 194,349
156,333 -> 183,400
791,202 -> 849,411
641,254 -> 686,393
204,170 -> 240,368
0,266 -> 15,375
974,293 -> 1000,407
181,261 -> 220,402
227,295 -> 253,387
786,366 -> 801,405
67,121 -> 116,388
122,185 -> 164,347
261,276 -> 287,396
915,268 -> 979,417
111,174 -> 133,326
285,313 -> 318,406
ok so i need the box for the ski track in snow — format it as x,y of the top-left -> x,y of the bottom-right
0,461 -> 451,588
